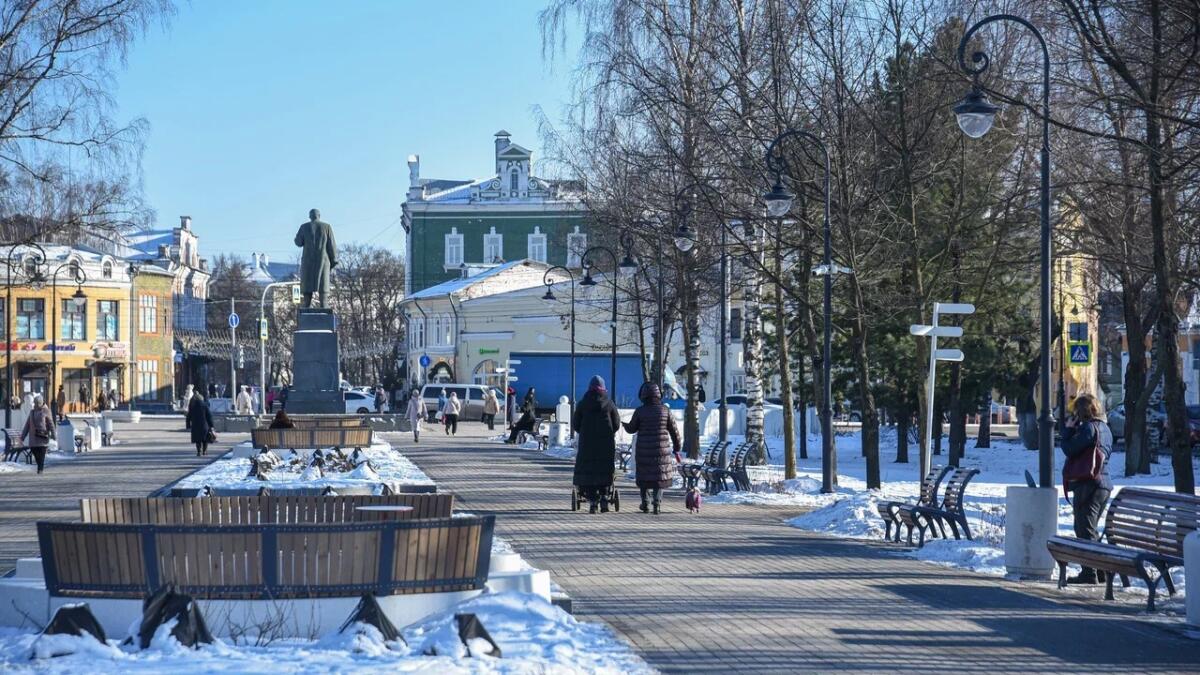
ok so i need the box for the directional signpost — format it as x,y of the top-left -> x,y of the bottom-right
910,302 -> 976,478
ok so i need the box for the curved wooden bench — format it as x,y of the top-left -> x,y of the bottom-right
876,465 -> 952,542
37,515 -> 494,600
1047,486 -> 1199,610
250,427 -> 373,451
80,494 -> 453,525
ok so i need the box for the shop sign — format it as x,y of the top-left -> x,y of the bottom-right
479,347 -> 500,355
91,342 -> 130,360
4,342 -> 77,352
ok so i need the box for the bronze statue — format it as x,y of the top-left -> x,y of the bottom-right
294,208 -> 338,308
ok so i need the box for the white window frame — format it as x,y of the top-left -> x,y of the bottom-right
413,318 -> 425,349
528,227 -> 547,263
445,228 -> 464,268
484,227 -> 504,263
567,230 -> 587,267
441,313 -> 452,345
137,358 -> 158,401
431,316 -> 442,346
139,295 -> 158,334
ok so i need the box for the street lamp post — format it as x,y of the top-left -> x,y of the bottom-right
4,244 -> 47,427
49,262 -> 87,419
719,222 -> 728,443
955,13 -> 1054,487
542,266 -> 576,434
580,246 -> 619,398
259,281 -> 298,414
763,128 -> 835,494
127,263 -> 140,411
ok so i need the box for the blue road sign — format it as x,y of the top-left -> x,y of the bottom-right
228,312 -> 240,329
419,354 -> 431,368
1068,341 -> 1091,367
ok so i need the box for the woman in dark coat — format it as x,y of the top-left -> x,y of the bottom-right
572,376 -> 621,513
622,382 -> 681,514
1060,393 -> 1113,585
505,387 -> 539,444
188,393 -> 215,457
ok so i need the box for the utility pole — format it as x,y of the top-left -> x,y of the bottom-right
230,297 -> 237,406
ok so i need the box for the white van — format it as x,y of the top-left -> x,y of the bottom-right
419,384 -> 503,421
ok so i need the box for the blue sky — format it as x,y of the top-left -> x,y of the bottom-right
115,0 -> 577,261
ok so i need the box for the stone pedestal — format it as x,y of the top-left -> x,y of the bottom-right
289,308 -> 343,414
1004,485 -> 1059,579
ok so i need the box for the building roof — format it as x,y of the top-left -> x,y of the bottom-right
406,259 -> 565,302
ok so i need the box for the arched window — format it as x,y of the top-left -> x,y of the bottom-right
431,316 -> 442,346
101,261 -> 113,279
442,313 -> 452,345
414,318 -> 425,349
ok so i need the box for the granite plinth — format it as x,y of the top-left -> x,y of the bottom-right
289,308 -> 342,414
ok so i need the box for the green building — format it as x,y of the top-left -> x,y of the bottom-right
402,131 -> 587,295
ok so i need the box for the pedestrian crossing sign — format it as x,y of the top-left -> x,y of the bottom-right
1067,341 -> 1092,367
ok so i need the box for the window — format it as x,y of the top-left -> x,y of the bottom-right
139,295 -> 158,333
137,359 -> 158,401
484,227 -> 504,263
567,229 -> 587,267
442,313 -> 452,344
510,170 -> 519,192
430,316 -> 442,346
445,227 -> 464,267
101,261 -> 113,279
415,318 -> 425,349
528,227 -> 547,263
730,307 -> 743,342
16,299 -> 44,339
60,299 -> 86,341
97,301 -> 119,340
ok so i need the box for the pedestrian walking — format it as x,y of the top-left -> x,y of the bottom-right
1060,393 -> 1113,585
506,387 -> 518,426
54,384 -> 66,422
278,385 -> 289,411
21,394 -> 54,474
622,382 -> 681,514
405,388 -> 427,443
109,388 -> 120,410
181,384 -> 195,430
444,392 -> 462,436
78,383 -> 90,410
435,388 -> 448,424
481,388 -> 500,431
505,388 -> 538,444
188,393 -> 215,457
236,386 -> 254,415
573,375 -> 621,514
374,386 -> 386,414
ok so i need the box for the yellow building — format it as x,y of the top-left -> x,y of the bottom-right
1050,211 -> 1101,413
1,244 -> 174,413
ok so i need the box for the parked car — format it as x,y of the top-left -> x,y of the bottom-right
344,390 -> 387,414
418,384 -> 503,422
1105,401 -> 1168,440
1162,404 -> 1200,448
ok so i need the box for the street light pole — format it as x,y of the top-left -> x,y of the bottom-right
956,13 -> 1054,487
259,281 -> 298,414
719,222 -> 728,443
542,266 -> 576,435
4,244 -> 46,427
127,263 -> 140,411
763,129 -> 835,494
580,246 -> 619,397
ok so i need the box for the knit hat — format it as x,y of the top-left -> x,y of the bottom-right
588,375 -> 606,391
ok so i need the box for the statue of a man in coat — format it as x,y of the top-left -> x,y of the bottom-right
294,208 -> 338,308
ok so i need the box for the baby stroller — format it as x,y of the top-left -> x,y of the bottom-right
572,483 -> 620,512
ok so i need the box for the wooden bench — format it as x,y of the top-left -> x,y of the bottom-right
2,429 -> 31,464
80,494 -> 454,525
266,415 -> 368,429
37,515 -> 494,600
897,467 -> 980,547
250,427 -> 374,452
679,441 -> 728,492
707,440 -> 755,493
616,442 -> 633,472
876,465 -> 952,542
1046,487 -> 1200,611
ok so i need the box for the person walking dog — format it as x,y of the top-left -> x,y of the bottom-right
1060,393 -> 1113,585
622,382 -> 681,514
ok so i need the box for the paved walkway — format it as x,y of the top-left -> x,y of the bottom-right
395,425 -> 1200,673
0,416 -> 235,572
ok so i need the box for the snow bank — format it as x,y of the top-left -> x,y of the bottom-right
0,592 -> 650,673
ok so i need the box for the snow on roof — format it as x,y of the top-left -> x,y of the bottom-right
422,176 -> 497,203
407,259 -> 562,302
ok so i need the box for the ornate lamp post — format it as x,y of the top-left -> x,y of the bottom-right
580,246 -> 620,397
49,262 -> 87,419
4,244 -> 47,427
955,13 -> 1054,487
542,265 -> 576,434
127,262 -> 141,411
763,129 -> 835,494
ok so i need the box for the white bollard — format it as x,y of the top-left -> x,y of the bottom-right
1186,530 -> 1199,627
1004,485 -> 1059,580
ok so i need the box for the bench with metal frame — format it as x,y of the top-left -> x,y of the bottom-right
679,440 -> 729,492
37,515 -> 494,600
616,442 -> 633,472
1046,486 -> 1200,611
897,467 -> 980,547
2,428 -> 31,464
706,440 -> 756,493
261,415 -> 368,429
876,465 -> 952,542
250,427 -> 374,452
79,493 -> 454,525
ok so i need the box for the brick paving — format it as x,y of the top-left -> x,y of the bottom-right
396,426 -> 1200,674
0,416 -> 238,572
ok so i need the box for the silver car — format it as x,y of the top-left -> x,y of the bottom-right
420,384 -> 504,422
1106,401 -> 1166,439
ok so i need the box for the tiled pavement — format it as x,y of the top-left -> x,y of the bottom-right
397,425 -> 1200,673
0,416 -> 236,572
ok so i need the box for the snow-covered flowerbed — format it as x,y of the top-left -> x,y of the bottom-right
0,592 -> 651,674
714,430 -> 1195,610
175,440 -> 435,493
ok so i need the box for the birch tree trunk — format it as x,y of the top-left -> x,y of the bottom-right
742,221 -> 766,458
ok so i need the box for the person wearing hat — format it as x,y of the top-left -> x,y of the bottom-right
622,382 -> 681,514
572,375 -> 621,513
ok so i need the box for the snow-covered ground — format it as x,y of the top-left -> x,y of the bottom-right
710,429 -> 1195,612
174,440 -> 436,493
0,592 -> 651,674
0,441 -> 80,475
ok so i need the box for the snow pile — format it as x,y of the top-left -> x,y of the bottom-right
0,592 -> 650,673
175,440 -> 435,493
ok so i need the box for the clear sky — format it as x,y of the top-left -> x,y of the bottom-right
114,0 -> 576,262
